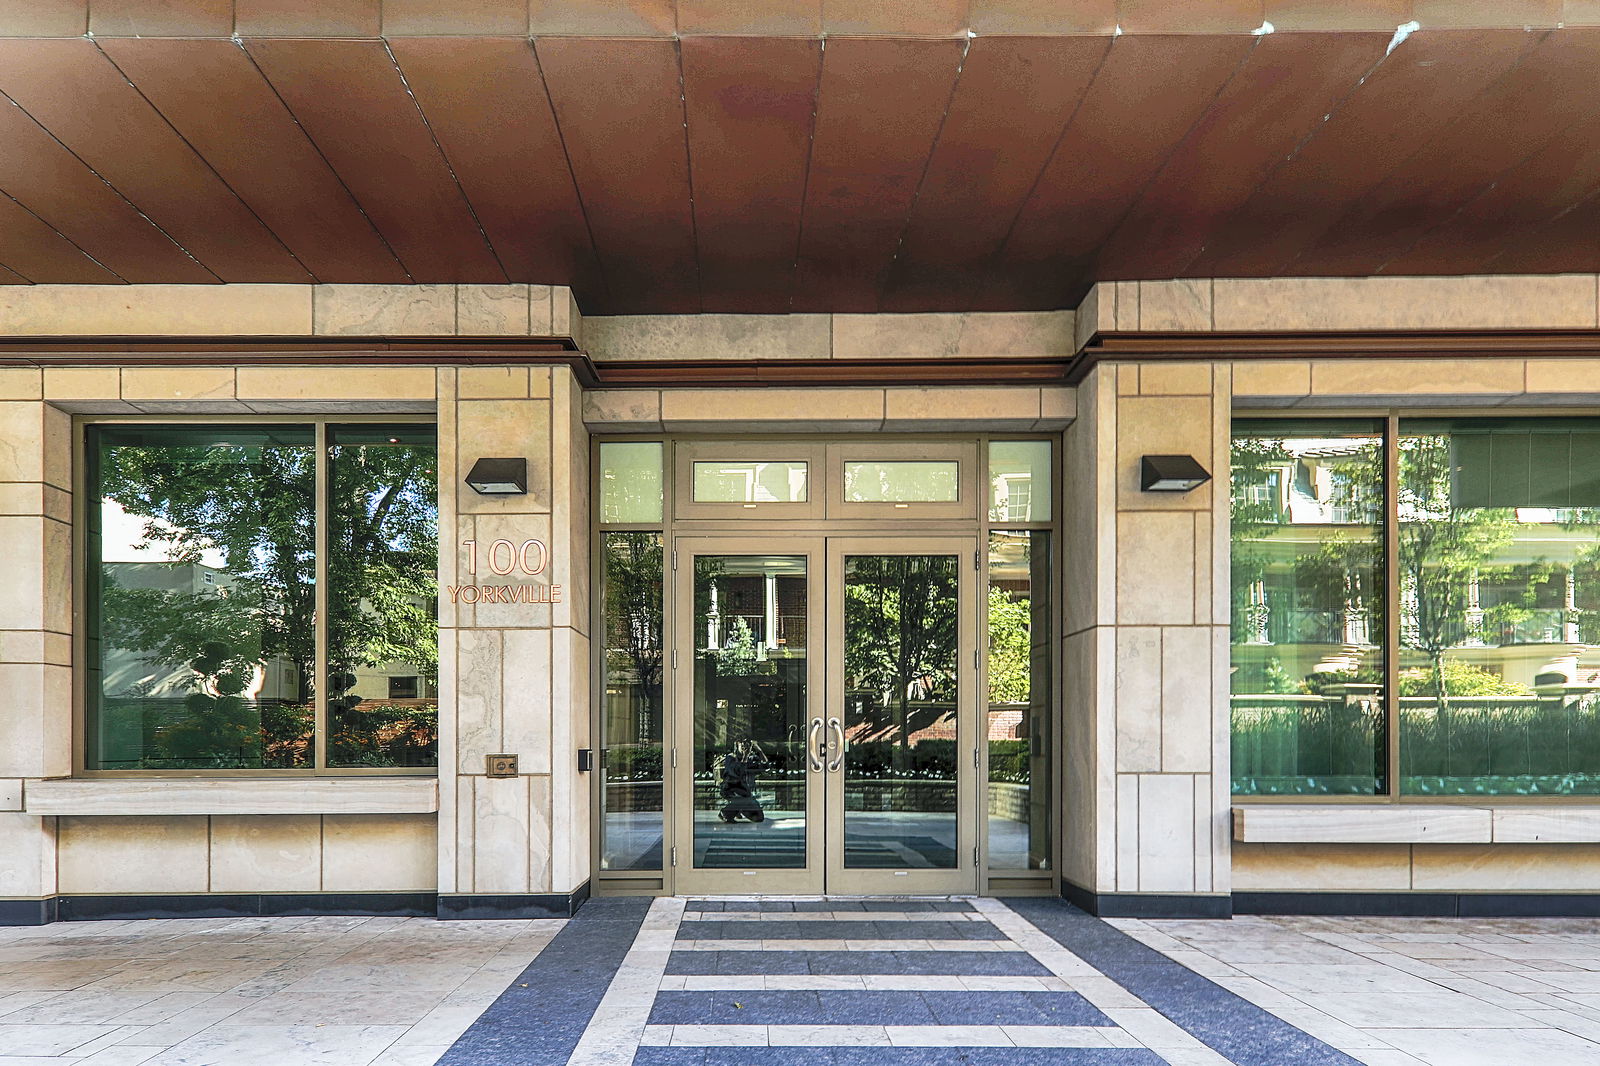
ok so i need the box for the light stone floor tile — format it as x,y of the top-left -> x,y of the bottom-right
1150,1048 -> 1235,1066
140,1024 -> 407,1066
1145,915 -> 1600,1064
767,1025 -> 890,1046
885,1025 -> 1013,1046
0,916 -> 558,1066
669,1024 -> 769,1046
1372,1025 -> 1600,1066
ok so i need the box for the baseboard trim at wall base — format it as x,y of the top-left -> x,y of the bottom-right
55,892 -> 438,923
1236,892 -> 1600,918
436,883 -> 591,921
0,898 -> 58,926
1060,882 -> 1233,919
1,884 -> 595,926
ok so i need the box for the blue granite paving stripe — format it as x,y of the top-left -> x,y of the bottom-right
679,919 -> 1005,940
666,949 -> 1052,976
636,1049 -> 1166,1066
1005,898 -> 1366,1066
435,896 -> 651,1066
649,989 -> 1113,1027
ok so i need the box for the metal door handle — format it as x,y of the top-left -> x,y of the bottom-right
808,717 -> 825,772
826,717 -> 845,773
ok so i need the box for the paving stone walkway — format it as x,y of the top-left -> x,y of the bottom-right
443,898 -> 1360,1065
9,903 -> 1600,1064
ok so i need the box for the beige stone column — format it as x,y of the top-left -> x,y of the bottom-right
436,364 -> 590,914
0,370 -> 70,915
1062,362 -> 1231,912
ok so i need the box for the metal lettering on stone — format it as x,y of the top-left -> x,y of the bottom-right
449,537 -> 563,604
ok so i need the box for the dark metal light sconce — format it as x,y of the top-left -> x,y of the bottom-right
465,457 -> 528,495
1141,454 -> 1211,493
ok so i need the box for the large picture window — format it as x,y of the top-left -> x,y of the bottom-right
84,422 -> 438,773
1232,415 -> 1600,798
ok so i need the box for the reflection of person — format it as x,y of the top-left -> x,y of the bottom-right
717,739 -> 769,823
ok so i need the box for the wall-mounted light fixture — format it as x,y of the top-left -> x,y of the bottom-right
1141,454 -> 1211,493
465,457 -> 528,496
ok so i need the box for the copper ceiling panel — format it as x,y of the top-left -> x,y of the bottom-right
793,36 -> 966,313
389,37 -> 602,295
984,35 -> 1254,309
1295,29 -> 1600,276
880,35 -> 1110,312
536,36 -> 699,313
0,193 -> 119,283
0,262 -> 27,285
0,39 -> 309,283
1095,32 -> 1389,281
100,38 -> 407,284
1393,109 -> 1600,275
245,38 -> 506,283
1188,29 -> 1537,278
0,96 -> 213,283
681,35 -> 820,313
1385,34 -> 1600,274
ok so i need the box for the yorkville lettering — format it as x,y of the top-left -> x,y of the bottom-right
446,584 -> 563,604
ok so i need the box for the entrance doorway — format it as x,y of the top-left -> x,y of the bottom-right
670,536 -> 978,895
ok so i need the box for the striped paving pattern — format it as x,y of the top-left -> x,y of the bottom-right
564,897 -> 1238,1065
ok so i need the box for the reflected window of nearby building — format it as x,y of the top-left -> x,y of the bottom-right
986,440 -> 1053,872
692,460 -> 808,503
988,441 -> 1051,523
843,460 -> 960,503
1232,416 -> 1600,799
84,423 -> 438,773
1229,420 -> 1386,796
600,441 -> 664,523
986,530 -> 1052,870
599,530 -> 666,872
1398,419 -> 1600,796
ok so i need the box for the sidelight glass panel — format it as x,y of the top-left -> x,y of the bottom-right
841,554 -> 961,867
1398,418 -> 1600,795
600,531 -> 667,870
85,425 -> 318,770
988,441 -> 1052,523
1230,419 -> 1386,795
692,460 -> 808,503
325,425 -> 438,768
599,441 -> 663,524
843,460 -> 960,503
987,531 -> 1051,870
692,555 -> 810,868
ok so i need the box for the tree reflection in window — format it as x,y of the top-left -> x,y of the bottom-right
87,424 -> 438,771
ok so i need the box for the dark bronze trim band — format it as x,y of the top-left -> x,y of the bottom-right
1068,328 -> 1600,385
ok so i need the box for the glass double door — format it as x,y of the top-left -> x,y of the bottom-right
671,536 -> 978,895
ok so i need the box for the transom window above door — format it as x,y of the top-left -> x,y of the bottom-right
662,440 -> 979,521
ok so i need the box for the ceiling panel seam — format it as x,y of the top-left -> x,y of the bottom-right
1280,29 -> 1557,277
91,38 -> 314,283
528,38 -> 612,309
784,36 -> 826,315
380,38 -> 509,284
1169,31 -> 1409,280
878,32 -> 974,312
1078,36 -> 1262,287
1368,30 -> 1577,275
0,84 -> 220,282
673,36 -> 704,314
0,185 -> 124,283
229,38 -> 414,283
977,36 -> 1113,311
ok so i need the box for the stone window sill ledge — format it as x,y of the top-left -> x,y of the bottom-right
1233,804 -> 1600,844
23,778 -> 439,816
